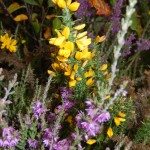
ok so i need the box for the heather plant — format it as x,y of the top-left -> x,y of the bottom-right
0,0 -> 150,150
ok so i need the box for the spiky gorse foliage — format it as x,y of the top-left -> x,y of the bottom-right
48,0 -> 107,98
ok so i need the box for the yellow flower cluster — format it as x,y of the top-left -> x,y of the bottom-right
48,23 -> 95,87
52,0 -> 80,11
0,33 -> 17,52
107,111 -> 126,138
48,0 -> 107,88
114,111 -> 126,126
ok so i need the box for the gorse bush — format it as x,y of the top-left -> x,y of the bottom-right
0,0 -> 150,149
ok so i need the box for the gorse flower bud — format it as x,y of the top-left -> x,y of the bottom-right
69,2 -> 80,11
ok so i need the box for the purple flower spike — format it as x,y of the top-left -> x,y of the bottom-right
57,87 -> 75,112
136,38 -> 150,51
33,100 -> 45,120
122,34 -> 136,57
27,139 -> 39,148
110,0 -> 124,35
76,98 -> 111,140
95,111 -> 111,123
0,126 -> 20,148
75,0 -> 95,19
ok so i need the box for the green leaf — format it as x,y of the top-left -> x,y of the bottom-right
33,20 -> 40,34
24,0 -> 39,6
52,18 -> 62,34
31,13 -> 38,21
130,12 -> 143,37
7,2 -> 25,14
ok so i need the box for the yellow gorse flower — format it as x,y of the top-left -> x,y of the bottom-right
86,77 -> 94,86
47,70 -> 56,76
86,139 -> 96,145
114,117 -> 126,126
107,127 -> 113,138
69,80 -> 76,87
0,33 -> 17,52
118,111 -> 126,117
69,2 -> 80,11
95,35 -> 106,43
84,69 -> 95,78
74,24 -> 86,30
99,64 -> 108,71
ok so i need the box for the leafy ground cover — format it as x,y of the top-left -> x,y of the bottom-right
0,0 -> 150,149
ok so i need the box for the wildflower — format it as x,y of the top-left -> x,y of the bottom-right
136,38 -> 150,51
52,62 -> 61,71
62,26 -> 70,39
75,50 -> 92,60
84,69 -> 95,78
74,24 -> 86,30
0,33 -> 17,52
58,48 -> 71,58
114,117 -> 126,126
0,127 -> 20,148
86,139 -> 96,145
76,37 -> 91,50
110,0 -> 124,35
69,80 -> 76,87
27,139 -> 39,149
107,127 -> 113,138
53,36 -> 66,46
63,41 -> 74,52
56,0 -> 66,9
77,31 -> 87,39
33,101 -> 45,120
75,0 -> 95,19
122,34 -> 135,57
70,71 -> 75,80
73,63 -> 78,71
95,111 -> 111,123
43,126 -> 62,148
86,77 -> 94,86
60,87 -> 73,100
81,121 -> 101,137
53,139 -> 71,150
99,64 -> 108,71
95,35 -> 106,43
118,111 -> 126,117
69,2 -> 80,11
76,77 -> 82,81
47,70 -> 56,76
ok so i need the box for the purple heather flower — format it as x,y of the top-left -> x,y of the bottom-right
136,38 -> 150,51
94,111 -> 111,123
76,98 -> 111,140
43,127 -> 61,148
27,139 -> 39,148
75,0 -> 95,19
60,87 -> 73,101
0,127 -> 20,148
57,87 -> 75,112
81,121 -> 101,137
53,139 -> 70,150
33,100 -> 45,120
122,34 -> 136,57
110,0 -> 124,34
